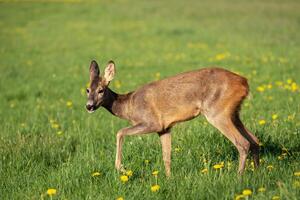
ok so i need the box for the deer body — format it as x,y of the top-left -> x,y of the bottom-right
86,60 -> 260,177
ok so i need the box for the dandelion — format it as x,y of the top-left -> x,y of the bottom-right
287,114 -> 294,121
287,79 -> 292,84
215,52 -> 230,61
277,155 -> 283,160
242,189 -> 252,196
293,181 -> 300,188
294,171 -> 300,176
125,170 -> 133,177
235,194 -> 244,200
201,168 -> 208,174
258,187 -> 266,192
175,147 -> 181,152
155,72 -> 161,80
256,86 -> 265,92
272,114 -> 278,120
46,188 -> 57,196
116,197 -> 124,200
151,184 -> 160,192
258,120 -> 266,125
57,131 -> 63,135
66,101 -> 73,107
92,172 -> 101,177
51,123 -> 59,129
291,82 -> 298,92
267,165 -> 274,170
213,162 -> 224,169
152,170 -> 159,176
120,175 -> 128,183
144,159 -> 150,165
259,142 -> 264,147
267,84 -> 272,89
272,195 -> 280,200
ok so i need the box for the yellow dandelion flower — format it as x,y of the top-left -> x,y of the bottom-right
151,184 -> 160,192
287,79 -> 292,84
116,197 -> 124,200
282,152 -> 287,156
125,170 -> 133,177
287,115 -> 294,121
272,195 -> 280,200
256,86 -> 265,92
92,172 -> 101,177
294,171 -> 300,176
152,170 -> 159,176
46,188 -> 57,196
258,187 -> 266,192
175,147 -> 181,152
120,175 -> 128,183
215,52 -> 230,61
235,194 -> 245,200
291,82 -> 298,92
155,72 -> 161,79
51,123 -> 59,129
259,142 -> 264,147
201,168 -> 208,173
293,181 -> 300,188
66,101 -> 73,107
267,165 -> 274,170
144,159 -> 150,164
272,114 -> 278,120
213,163 -> 224,169
267,84 -> 272,89
57,131 -> 63,135
242,189 -> 252,196
258,120 -> 266,125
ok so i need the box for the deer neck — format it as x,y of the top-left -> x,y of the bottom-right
102,87 -> 131,120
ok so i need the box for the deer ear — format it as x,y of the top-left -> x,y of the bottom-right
89,60 -> 100,81
103,60 -> 115,85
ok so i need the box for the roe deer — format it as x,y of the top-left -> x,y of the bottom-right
85,60 -> 260,176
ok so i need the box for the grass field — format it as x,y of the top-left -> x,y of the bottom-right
0,0 -> 300,199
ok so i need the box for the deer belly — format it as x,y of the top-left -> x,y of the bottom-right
163,106 -> 201,128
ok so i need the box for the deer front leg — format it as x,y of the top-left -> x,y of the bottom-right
115,124 -> 154,171
159,131 -> 171,177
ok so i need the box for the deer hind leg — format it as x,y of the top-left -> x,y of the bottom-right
233,114 -> 260,168
206,113 -> 250,174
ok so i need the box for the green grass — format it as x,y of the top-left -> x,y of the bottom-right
0,0 -> 300,199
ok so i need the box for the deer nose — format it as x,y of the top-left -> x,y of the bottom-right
86,103 -> 94,111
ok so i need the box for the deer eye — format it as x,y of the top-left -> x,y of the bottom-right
98,89 -> 104,94
86,88 -> 90,94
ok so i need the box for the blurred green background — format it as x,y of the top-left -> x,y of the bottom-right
0,0 -> 299,199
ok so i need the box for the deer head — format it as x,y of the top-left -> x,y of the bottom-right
86,60 -> 115,113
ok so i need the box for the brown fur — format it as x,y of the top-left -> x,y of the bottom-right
86,60 -> 260,176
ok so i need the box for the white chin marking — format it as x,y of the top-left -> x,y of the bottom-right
87,110 -> 95,113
